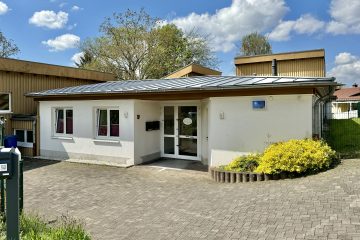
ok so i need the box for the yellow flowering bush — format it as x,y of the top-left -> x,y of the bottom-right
222,153 -> 261,172
255,139 -> 336,174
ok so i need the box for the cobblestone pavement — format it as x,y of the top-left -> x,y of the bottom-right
24,159 -> 360,240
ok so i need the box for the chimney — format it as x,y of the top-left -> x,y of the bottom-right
272,59 -> 277,76
353,83 -> 358,88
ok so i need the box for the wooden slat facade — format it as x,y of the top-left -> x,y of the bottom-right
235,49 -> 326,77
0,59 -> 115,156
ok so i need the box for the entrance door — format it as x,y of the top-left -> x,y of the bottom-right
162,105 -> 200,160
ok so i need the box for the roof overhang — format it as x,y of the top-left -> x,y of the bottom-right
0,57 -> 115,82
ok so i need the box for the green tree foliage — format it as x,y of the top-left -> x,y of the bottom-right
75,51 -> 93,68
239,32 -> 272,56
0,31 -> 20,58
80,9 -> 218,80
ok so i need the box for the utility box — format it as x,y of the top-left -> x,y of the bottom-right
0,148 -> 20,179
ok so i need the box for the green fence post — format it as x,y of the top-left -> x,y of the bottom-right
19,159 -> 23,213
0,179 -> 4,214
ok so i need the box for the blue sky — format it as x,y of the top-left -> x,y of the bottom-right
0,0 -> 359,85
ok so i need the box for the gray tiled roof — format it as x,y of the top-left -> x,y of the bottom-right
27,76 -> 337,97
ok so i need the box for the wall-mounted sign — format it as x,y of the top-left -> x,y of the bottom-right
183,118 -> 192,125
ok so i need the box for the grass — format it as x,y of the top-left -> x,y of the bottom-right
327,118 -> 360,158
0,214 -> 91,240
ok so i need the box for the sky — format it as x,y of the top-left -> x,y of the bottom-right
0,0 -> 360,86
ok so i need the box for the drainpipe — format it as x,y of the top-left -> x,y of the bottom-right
272,59 -> 278,76
312,86 -> 335,139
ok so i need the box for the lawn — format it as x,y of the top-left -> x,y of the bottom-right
327,118 -> 360,158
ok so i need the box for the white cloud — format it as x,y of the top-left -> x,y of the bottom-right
328,52 -> 360,86
71,52 -> 84,65
42,34 -> 80,52
59,2 -> 67,8
29,10 -> 68,29
326,0 -> 360,34
0,1 -> 8,15
71,5 -> 82,11
269,14 -> 325,41
169,0 -> 289,52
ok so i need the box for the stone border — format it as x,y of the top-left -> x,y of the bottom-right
210,168 -> 288,183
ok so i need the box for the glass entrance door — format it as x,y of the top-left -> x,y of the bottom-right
162,105 -> 200,160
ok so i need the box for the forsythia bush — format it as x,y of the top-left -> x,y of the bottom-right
222,154 -> 261,172
255,139 -> 336,174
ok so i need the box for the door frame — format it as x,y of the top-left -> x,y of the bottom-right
160,102 -> 201,161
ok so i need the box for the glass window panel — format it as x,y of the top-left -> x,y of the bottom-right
15,130 -> 25,142
164,137 -> 175,154
178,106 -> 197,136
110,110 -> 119,137
164,106 -> 174,135
97,109 -> 107,136
55,109 -> 64,134
0,94 -> 9,111
179,138 -> 197,157
65,109 -> 73,134
27,131 -> 33,143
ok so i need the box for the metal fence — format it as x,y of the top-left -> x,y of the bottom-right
322,102 -> 360,158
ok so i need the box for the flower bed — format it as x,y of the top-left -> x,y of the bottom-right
211,139 -> 337,183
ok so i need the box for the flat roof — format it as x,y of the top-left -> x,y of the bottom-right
27,75 -> 337,98
234,49 -> 325,65
164,63 -> 222,79
0,57 -> 115,82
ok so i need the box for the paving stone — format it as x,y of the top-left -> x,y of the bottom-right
23,159 -> 360,240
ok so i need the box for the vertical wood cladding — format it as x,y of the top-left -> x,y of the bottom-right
236,58 -> 325,77
0,71 -> 98,115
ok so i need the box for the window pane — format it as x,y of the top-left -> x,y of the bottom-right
27,131 -> 34,143
0,94 -> 9,111
55,109 -> 64,134
97,109 -> 107,136
164,137 -> 175,154
164,106 -> 174,135
110,110 -> 119,137
66,109 -> 73,134
15,130 -> 25,142
178,106 -> 197,136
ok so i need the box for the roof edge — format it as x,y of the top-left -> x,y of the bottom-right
0,57 -> 116,82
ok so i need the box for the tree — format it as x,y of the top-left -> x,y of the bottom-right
0,31 -> 20,58
75,51 -> 93,68
239,32 -> 272,56
79,9 -> 218,80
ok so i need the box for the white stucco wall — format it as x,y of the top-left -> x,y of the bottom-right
208,94 -> 313,166
134,100 -> 161,164
39,100 -> 135,166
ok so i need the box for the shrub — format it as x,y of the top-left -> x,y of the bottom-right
222,153 -> 261,172
255,139 -> 336,174
0,213 -> 91,240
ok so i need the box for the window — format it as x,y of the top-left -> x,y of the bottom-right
54,108 -> 73,135
252,100 -> 266,110
14,129 -> 33,148
0,93 -> 10,113
96,108 -> 120,138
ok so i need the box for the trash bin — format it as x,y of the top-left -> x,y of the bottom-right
4,135 -> 17,148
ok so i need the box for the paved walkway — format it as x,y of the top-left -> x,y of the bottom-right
24,159 -> 360,240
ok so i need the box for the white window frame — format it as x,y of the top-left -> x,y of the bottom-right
53,107 -> 73,136
14,129 -> 33,148
95,108 -> 120,139
0,93 -> 11,114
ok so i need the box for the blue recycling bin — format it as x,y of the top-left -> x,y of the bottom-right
4,135 -> 17,148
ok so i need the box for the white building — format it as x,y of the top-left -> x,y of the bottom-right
27,76 -> 337,167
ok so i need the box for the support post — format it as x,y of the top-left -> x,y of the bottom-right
6,150 -> 20,240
